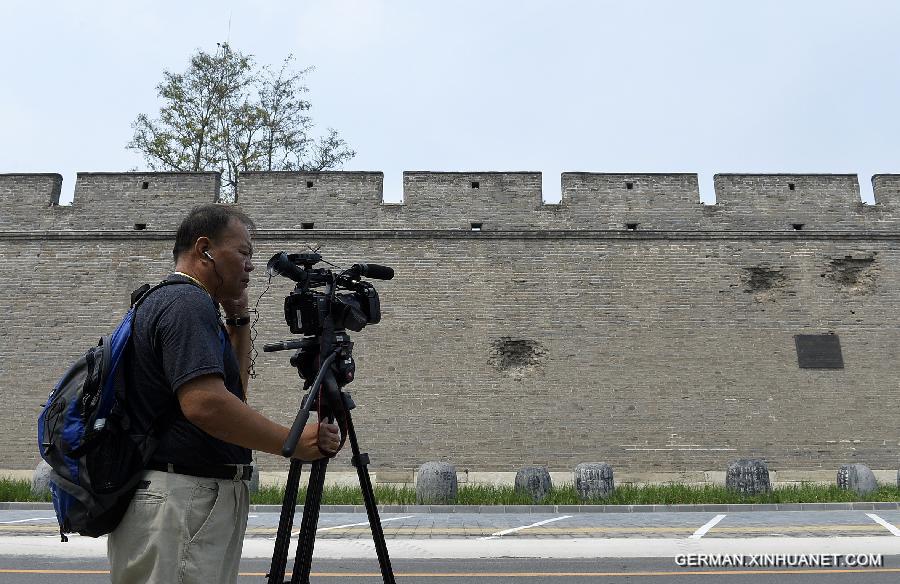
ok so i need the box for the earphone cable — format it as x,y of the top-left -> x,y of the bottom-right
247,274 -> 272,379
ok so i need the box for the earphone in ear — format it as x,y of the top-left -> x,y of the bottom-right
203,251 -> 214,261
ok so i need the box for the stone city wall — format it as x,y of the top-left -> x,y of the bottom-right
1,171 -> 898,479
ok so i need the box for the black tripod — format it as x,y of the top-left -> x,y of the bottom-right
264,328 -> 395,584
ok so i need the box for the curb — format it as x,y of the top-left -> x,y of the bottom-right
254,502 -> 900,513
5,502 -> 900,513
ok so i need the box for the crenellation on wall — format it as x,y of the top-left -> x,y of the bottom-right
401,171 -> 544,230
3,171 -> 900,231
67,172 -> 220,230
560,173 -> 702,230
0,174 -> 63,230
239,171 -> 385,230
861,175 -> 900,231
872,175 -> 900,201
712,174 -> 875,231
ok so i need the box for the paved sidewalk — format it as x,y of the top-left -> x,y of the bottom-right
3,507 -> 900,559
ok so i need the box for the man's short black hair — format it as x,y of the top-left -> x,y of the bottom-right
173,204 -> 255,262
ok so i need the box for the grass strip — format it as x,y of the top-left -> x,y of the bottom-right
6,478 -> 899,506
0,478 -> 51,502
251,482 -> 900,506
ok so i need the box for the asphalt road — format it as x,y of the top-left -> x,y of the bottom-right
3,508 -> 900,583
3,557 -> 900,584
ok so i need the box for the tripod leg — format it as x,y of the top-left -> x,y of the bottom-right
344,409 -> 396,584
289,458 -> 328,584
267,459 -> 303,584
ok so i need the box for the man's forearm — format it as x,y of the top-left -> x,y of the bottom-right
226,323 -> 252,396
180,378 -> 322,460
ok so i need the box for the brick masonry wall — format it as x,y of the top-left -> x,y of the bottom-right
239,171 -> 386,230
711,174 -> 897,231
559,173 -> 704,230
873,175 -> 900,212
0,174 -> 63,230
66,172 -> 220,230
399,172 -> 545,230
2,171 -> 899,476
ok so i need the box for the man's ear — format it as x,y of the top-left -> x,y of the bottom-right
192,236 -> 212,258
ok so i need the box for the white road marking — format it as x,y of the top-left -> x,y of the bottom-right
279,515 -> 416,538
689,514 -> 727,539
480,515 -> 573,540
0,517 -> 55,525
866,513 -> 900,537
5,535 -> 900,559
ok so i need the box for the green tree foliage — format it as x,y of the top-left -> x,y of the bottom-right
128,43 -> 355,202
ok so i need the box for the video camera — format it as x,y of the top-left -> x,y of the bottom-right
265,251 -> 393,336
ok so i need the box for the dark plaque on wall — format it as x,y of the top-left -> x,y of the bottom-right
794,334 -> 844,369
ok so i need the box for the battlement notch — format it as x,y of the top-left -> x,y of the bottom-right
0,173 -> 63,230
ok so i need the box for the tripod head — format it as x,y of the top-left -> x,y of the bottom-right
264,332 -> 355,387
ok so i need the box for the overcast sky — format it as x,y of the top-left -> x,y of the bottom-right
3,0 -> 898,204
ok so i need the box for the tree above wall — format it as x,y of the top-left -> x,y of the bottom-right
128,43 -> 355,203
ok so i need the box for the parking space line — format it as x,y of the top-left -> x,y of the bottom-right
866,513 -> 900,536
280,515 -> 416,538
689,514 -> 726,539
480,515 -> 573,540
0,517 -> 55,525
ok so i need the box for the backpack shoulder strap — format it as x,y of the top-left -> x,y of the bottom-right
130,279 -> 194,310
124,279 -> 199,446
130,284 -> 152,307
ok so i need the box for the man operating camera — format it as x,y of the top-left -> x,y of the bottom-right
107,204 -> 341,583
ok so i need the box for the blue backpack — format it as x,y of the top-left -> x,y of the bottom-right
37,280 -> 187,540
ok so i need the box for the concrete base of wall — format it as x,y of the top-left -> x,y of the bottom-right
5,469 -> 896,488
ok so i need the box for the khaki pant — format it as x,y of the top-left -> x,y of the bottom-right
108,470 -> 249,584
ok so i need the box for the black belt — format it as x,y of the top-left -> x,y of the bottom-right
147,461 -> 253,481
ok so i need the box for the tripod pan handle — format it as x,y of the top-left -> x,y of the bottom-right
282,408 -> 311,457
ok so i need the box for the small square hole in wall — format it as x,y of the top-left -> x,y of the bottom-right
134,223 -> 147,231
788,183 -> 795,191
471,181 -> 480,189
795,334 -> 843,368
625,182 -> 634,190
306,181 -> 314,188
471,222 -> 483,231
141,182 -> 149,190
792,223 -> 804,231
301,222 -> 314,229
626,223 -> 639,231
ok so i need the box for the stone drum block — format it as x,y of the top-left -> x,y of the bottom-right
726,459 -> 771,495
32,460 -> 52,498
837,463 -> 877,495
515,465 -> 552,503
249,460 -> 259,494
416,462 -> 457,504
574,462 -> 615,501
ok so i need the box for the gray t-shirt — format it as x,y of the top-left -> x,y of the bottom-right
125,274 -> 251,466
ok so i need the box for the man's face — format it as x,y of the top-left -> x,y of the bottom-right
209,218 -> 255,302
